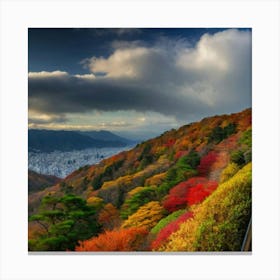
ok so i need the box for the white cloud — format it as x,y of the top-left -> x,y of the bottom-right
28,71 -> 68,79
74,73 -> 95,80
176,29 -> 251,74
86,47 -> 155,78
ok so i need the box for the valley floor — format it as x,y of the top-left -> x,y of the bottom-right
28,145 -> 134,178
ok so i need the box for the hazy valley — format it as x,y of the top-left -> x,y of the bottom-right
28,145 -> 134,178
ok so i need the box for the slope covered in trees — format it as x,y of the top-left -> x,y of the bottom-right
28,108 -> 252,251
28,170 -> 61,193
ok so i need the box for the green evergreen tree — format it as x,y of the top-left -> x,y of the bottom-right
29,194 -> 101,251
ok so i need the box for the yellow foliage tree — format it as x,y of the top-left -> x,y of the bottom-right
219,162 -> 240,183
126,186 -> 145,198
122,201 -> 165,230
145,172 -> 166,187
86,196 -> 104,209
156,163 -> 252,251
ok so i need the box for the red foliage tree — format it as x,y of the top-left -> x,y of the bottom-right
75,227 -> 148,251
151,211 -> 193,250
197,151 -> 217,176
164,139 -> 176,148
186,181 -> 218,206
163,177 -> 208,212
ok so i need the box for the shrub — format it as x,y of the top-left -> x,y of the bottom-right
156,157 -> 198,199
208,123 -> 236,143
126,186 -> 145,198
239,128 -> 252,148
121,201 -> 165,230
151,211 -> 193,250
230,150 -> 246,166
120,186 -> 158,219
185,181 -> 218,206
208,126 -> 224,143
98,203 -> 120,230
157,163 -> 252,251
151,209 -> 186,235
194,165 -> 251,251
75,227 -> 148,251
86,196 -> 104,209
163,177 -> 208,212
220,163 -> 239,183
145,172 -> 166,187
177,151 -> 200,169
197,151 -> 217,176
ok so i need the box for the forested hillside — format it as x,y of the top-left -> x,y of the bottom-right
28,108 -> 252,251
28,170 -> 60,193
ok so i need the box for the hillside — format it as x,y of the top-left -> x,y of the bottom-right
28,108 -> 252,251
28,129 -> 129,152
28,170 -> 60,193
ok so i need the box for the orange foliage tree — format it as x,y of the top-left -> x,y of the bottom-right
98,203 -> 120,230
75,227 -> 148,251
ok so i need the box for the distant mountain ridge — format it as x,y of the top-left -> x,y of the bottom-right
78,130 -> 134,144
28,129 -> 132,152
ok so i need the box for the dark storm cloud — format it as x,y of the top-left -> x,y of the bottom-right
28,73 -> 206,119
28,29 -> 252,122
89,28 -> 143,38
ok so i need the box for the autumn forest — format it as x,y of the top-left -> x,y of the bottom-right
28,108 -> 252,252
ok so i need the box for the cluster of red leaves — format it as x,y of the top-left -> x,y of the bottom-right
186,181 -> 218,206
75,227 -> 148,251
197,151 -> 218,176
163,177 -> 208,212
151,211 -> 194,250
164,139 -> 176,148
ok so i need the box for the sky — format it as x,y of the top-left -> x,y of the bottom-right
28,28 -> 252,140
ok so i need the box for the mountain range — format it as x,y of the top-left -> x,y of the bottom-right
28,129 -> 133,152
